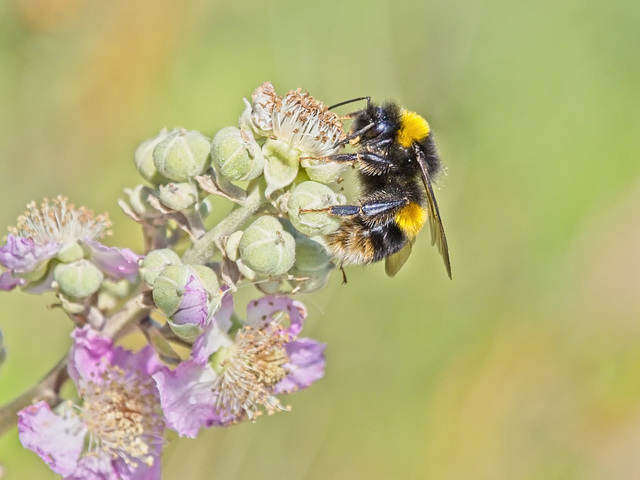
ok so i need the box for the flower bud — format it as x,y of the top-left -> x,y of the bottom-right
287,181 -> 345,236
140,249 -> 182,286
152,265 -> 221,341
255,277 -> 285,295
153,129 -> 211,182
158,182 -> 198,211
300,156 -> 348,184
289,237 -> 333,293
127,185 -> 163,219
53,259 -> 104,299
211,127 -> 265,181
262,138 -> 301,197
239,216 -> 295,275
291,236 -> 332,274
134,128 -> 174,185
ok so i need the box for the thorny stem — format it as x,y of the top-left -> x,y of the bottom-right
0,292 -> 151,437
181,178 -> 265,265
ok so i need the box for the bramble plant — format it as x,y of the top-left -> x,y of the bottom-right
0,82 -> 351,479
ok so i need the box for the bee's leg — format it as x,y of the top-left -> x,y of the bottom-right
300,151 -> 393,175
300,198 -> 407,219
339,264 -> 348,284
299,153 -> 358,165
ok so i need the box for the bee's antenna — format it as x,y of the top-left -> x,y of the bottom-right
328,96 -> 370,111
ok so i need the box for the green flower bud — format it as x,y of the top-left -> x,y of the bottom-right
127,185 -> 162,219
291,236 -> 332,274
300,157 -> 348,184
56,241 -> 85,263
158,182 -> 198,211
289,236 -> 333,293
287,181 -> 345,236
224,230 -> 244,262
239,216 -> 295,275
211,127 -> 265,181
134,128 -> 174,185
262,138 -> 301,197
140,249 -> 183,286
53,260 -> 104,299
255,277 -> 285,295
153,129 -> 211,182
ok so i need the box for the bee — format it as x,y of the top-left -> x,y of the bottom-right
301,97 -> 451,278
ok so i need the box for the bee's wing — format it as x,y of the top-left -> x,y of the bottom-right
385,241 -> 413,277
416,149 -> 452,279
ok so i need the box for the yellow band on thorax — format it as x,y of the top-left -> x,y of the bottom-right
397,110 -> 430,148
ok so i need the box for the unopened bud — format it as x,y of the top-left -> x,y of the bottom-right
152,264 -> 221,341
300,156 -> 348,184
134,128 -> 174,185
289,236 -> 333,293
239,216 -> 295,275
153,129 -> 211,182
53,260 -> 104,299
140,249 -> 183,286
158,182 -> 198,211
211,127 -> 265,181
127,185 -> 162,219
287,181 -> 345,236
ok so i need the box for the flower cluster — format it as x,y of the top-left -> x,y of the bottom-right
0,82 -> 358,479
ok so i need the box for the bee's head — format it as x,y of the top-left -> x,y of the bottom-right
353,104 -> 400,142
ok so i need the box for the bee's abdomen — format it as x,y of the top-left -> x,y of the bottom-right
325,219 -> 407,265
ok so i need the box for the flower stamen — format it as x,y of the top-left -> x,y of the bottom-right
9,196 -> 111,245
272,89 -> 344,157
213,324 -> 291,422
80,365 -> 164,468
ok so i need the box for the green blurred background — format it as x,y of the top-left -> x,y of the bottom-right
1,0 -> 639,478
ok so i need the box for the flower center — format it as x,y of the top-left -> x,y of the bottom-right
213,324 -> 290,422
9,196 -> 111,245
80,365 -> 163,467
272,89 -> 344,157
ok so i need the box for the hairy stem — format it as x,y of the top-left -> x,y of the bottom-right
181,178 -> 265,264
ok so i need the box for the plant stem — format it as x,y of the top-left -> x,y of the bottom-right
181,178 -> 265,264
0,355 -> 68,437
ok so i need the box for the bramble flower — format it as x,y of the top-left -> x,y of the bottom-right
18,327 -> 165,480
245,83 -> 346,196
153,295 -> 326,437
271,88 -> 343,158
0,197 -> 140,292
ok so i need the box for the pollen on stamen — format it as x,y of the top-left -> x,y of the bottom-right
8,196 -> 111,245
272,88 -> 344,157
80,365 -> 164,468
212,324 -> 291,423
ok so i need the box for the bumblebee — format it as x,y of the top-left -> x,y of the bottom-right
301,97 -> 451,278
